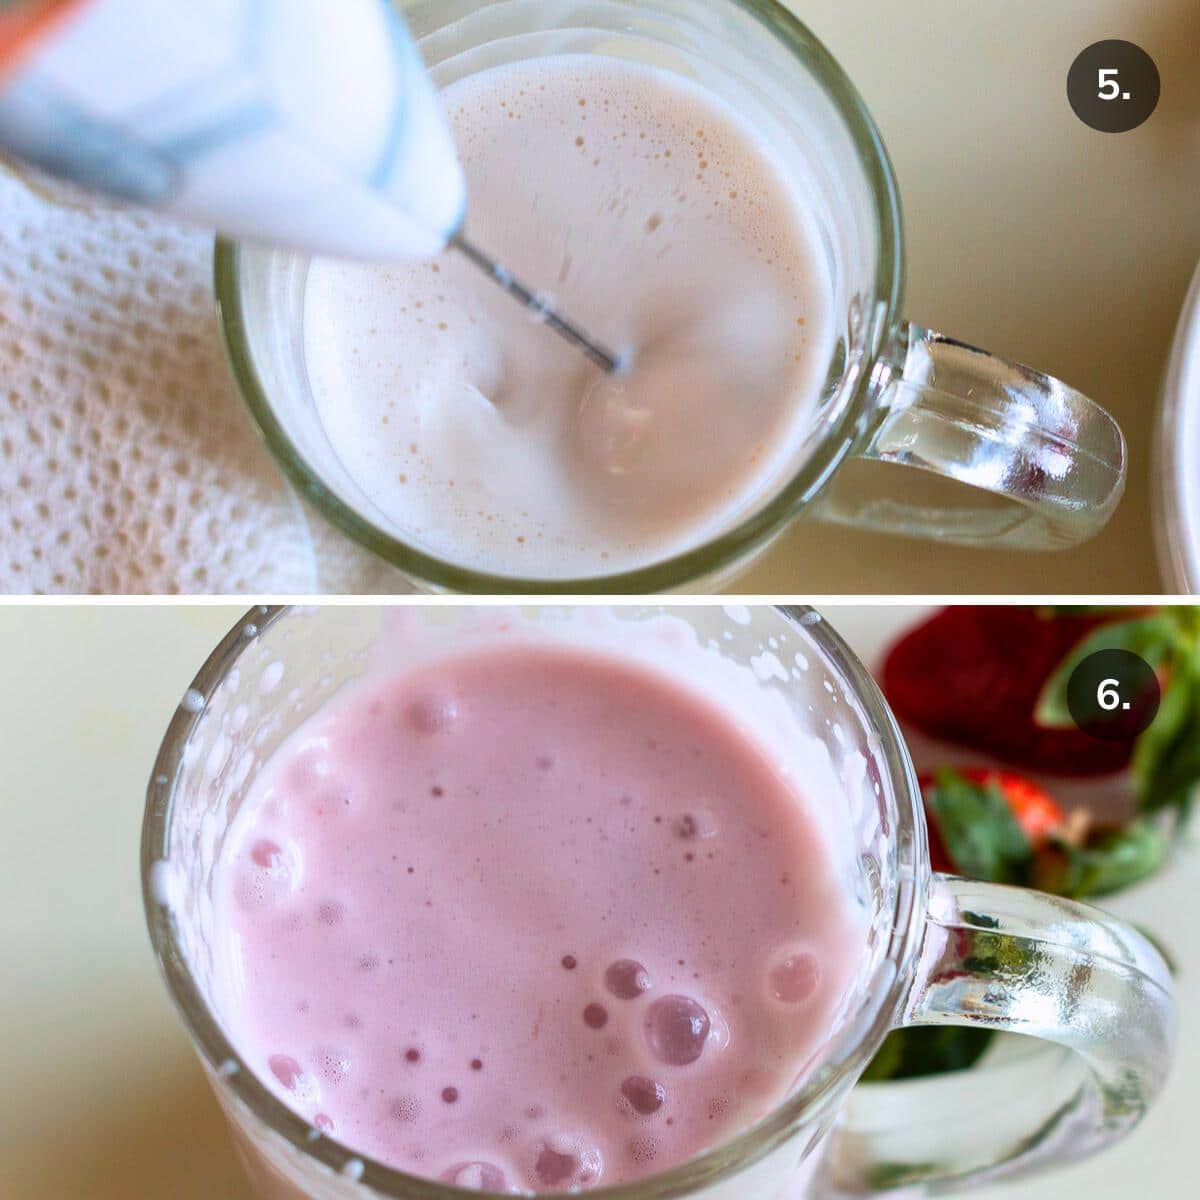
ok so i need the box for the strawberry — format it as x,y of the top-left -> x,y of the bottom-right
959,768 -> 1065,844
884,607 -> 1137,777
919,766 -> 1166,898
918,767 -> 1064,882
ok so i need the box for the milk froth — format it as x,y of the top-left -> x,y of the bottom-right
303,54 -> 834,577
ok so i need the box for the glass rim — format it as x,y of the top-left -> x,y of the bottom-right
213,0 -> 905,595
141,603 -> 928,1199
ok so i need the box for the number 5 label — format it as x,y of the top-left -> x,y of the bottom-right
1097,68 -> 1122,101
1069,41 -> 1159,133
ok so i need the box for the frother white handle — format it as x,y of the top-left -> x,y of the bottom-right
0,0 -> 466,260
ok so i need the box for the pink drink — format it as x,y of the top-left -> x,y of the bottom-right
213,641 -> 862,1193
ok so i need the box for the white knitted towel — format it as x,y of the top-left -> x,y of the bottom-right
0,168 -> 406,594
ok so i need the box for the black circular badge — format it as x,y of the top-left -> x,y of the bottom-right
1066,649 -> 1161,742
1068,41 -> 1160,133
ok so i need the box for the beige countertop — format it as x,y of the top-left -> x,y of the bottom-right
740,0 -> 1200,594
1,603 -> 1194,1197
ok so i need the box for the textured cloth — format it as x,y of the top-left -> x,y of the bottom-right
0,167 -> 403,594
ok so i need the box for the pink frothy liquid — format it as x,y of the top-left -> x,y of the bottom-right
213,643 -> 863,1193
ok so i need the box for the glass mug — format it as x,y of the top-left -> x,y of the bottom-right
142,605 -> 1174,1198
216,0 -> 1126,595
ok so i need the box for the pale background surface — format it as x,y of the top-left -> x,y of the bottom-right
0,604 -> 1194,1198
740,0 -> 1200,594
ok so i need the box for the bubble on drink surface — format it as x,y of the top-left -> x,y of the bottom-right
530,1134 -> 603,1189
259,661 -> 286,694
628,1133 -> 660,1167
268,1055 -> 317,1102
268,1054 -> 302,1089
583,1003 -> 609,1030
405,691 -> 460,734
314,1112 -> 336,1135
673,809 -> 718,841
644,995 -> 710,1066
767,949 -> 820,1005
605,959 -> 652,1000
316,1046 -> 351,1085
440,1161 -> 512,1191
250,839 -> 284,869
620,1075 -> 666,1116
237,839 -> 299,909
317,899 -> 345,927
390,1094 -> 421,1123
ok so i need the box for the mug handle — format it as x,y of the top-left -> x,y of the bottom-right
813,324 -> 1127,549
827,875 -> 1176,1195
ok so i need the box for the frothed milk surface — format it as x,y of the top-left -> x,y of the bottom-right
303,55 -> 834,577
212,639 -> 862,1192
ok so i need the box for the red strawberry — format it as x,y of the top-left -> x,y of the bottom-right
884,607 -> 1136,777
960,769 -> 1064,843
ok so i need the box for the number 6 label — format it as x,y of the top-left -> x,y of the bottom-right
1066,650 -> 1160,741
1097,677 -> 1123,712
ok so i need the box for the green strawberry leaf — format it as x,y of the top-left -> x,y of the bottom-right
1132,662 -> 1198,813
1033,819 -> 1169,899
1035,613 -> 1180,729
1142,732 -> 1200,824
924,769 -> 1032,884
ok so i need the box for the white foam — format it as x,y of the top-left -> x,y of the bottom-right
148,858 -> 180,908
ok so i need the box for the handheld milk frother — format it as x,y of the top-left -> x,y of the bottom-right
0,0 -> 622,373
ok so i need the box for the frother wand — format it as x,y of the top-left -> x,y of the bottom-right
449,234 -> 622,374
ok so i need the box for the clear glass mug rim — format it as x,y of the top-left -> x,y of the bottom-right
213,0 -> 905,595
140,604 -> 927,1200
